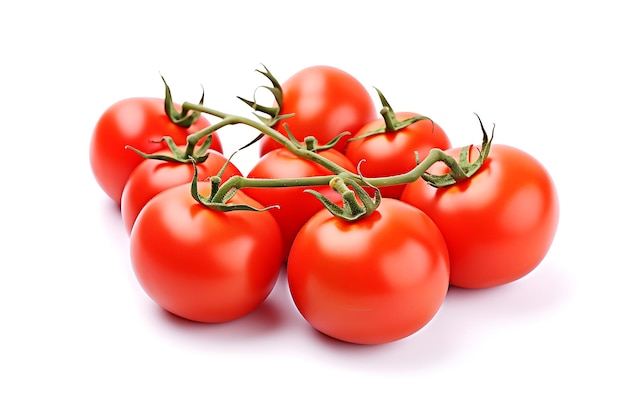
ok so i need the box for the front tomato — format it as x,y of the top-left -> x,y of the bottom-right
258,65 -> 377,155
129,182 -> 283,323
287,198 -> 450,345
401,144 -> 559,289
90,97 -> 223,205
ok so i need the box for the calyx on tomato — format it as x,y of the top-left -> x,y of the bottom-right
125,132 -> 218,165
421,114 -> 494,188
306,173 -> 382,221
283,124 -> 351,153
236,65 -> 294,141
351,88 -> 432,139
161,75 -> 206,128
189,160 -> 278,213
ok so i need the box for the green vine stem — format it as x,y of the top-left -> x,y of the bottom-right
182,102 -> 350,175
162,75 -> 206,128
181,101 -> 494,220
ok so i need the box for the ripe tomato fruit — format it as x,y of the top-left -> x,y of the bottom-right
257,65 -> 377,155
120,146 -> 242,235
345,111 -> 451,199
129,181 -> 283,323
287,198 -> 450,345
90,97 -> 222,205
245,147 -> 357,262
401,144 -> 559,289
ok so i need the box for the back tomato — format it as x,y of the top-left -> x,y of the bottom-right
90,97 -> 222,205
245,147 -> 357,262
129,182 -> 283,323
258,65 -> 377,155
121,147 -> 242,235
287,198 -> 450,345
345,112 -> 451,199
401,144 -> 559,289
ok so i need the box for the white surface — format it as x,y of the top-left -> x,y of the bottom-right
2,1 -> 624,415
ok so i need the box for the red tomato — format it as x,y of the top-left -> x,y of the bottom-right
401,144 -> 559,289
245,147 -> 357,262
287,198 -> 450,345
90,97 -> 222,205
258,65 -> 377,155
129,181 -> 283,323
344,112 -> 451,199
120,147 -> 242,235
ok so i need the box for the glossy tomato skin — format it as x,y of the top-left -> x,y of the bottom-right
120,147 -> 242,235
129,182 -> 283,323
287,198 -> 450,345
401,144 -> 559,289
245,147 -> 357,262
344,112 -> 451,199
259,65 -> 377,155
90,97 -> 222,205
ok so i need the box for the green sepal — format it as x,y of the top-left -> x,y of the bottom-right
421,113 -> 494,188
350,87 -> 432,141
236,64 -> 284,128
189,159 -> 278,213
161,74 -> 204,128
306,174 -> 382,222
125,134 -> 211,164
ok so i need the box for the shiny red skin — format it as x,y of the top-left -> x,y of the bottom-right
90,97 -> 222,205
245,147 -> 357,262
401,144 -> 559,289
344,112 -> 451,199
258,65 -> 377,155
129,182 -> 283,323
287,198 -> 450,345
120,147 -> 242,235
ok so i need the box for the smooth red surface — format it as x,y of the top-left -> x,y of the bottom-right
90,97 -> 222,205
345,112 -> 451,199
401,144 -> 559,288
121,147 -> 242,235
130,182 -> 283,323
287,198 -> 450,344
258,65 -> 377,155
245,147 -> 357,261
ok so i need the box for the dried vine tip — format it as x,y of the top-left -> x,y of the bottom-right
160,74 -> 204,128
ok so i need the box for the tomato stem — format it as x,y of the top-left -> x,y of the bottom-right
350,88 -> 432,140
182,102 -> 494,218
183,102 -> 350,175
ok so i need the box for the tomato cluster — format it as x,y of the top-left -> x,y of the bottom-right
90,65 -> 559,345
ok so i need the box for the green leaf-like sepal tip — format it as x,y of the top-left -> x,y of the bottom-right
421,113 -> 494,188
350,87 -> 433,141
306,174 -> 382,222
236,64 -> 284,128
161,74 -> 204,128
189,159 -> 279,213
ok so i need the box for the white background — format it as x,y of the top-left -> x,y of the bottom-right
1,1 -> 624,415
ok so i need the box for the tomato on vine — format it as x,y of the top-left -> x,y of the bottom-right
287,178 -> 450,345
239,65 -> 377,155
401,117 -> 559,289
90,80 -> 222,205
344,89 -> 451,199
245,140 -> 357,261
129,179 -> 283,323
121,141 -> 242,235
